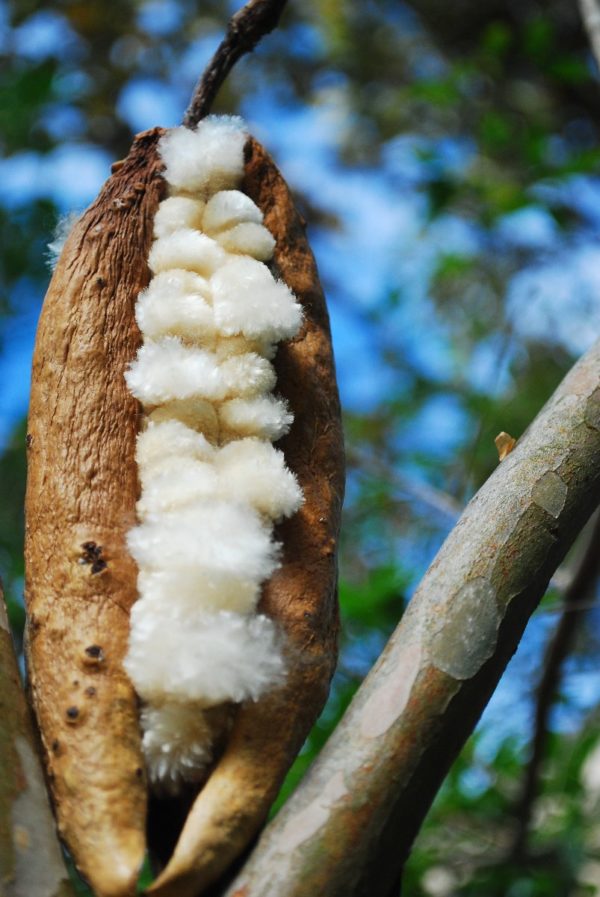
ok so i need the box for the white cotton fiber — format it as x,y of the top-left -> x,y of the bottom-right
149,230 -> 226,277
158,117 -> 247,194
127,338 -> 265,404
202,190 -> 263,233
136,456 -> 219,518
219,351 -> 276,398
136,277 -> 215,342
136,568 -> 260,615
143,268 -> 212,301
210,257 -> 302,341
126,609 -> 285,705
136,420 -> 215,470
148,398 -> 219,440
214,335 -> 277,362
219,395 -> 294,441
216,223 -> 275,261
125,114 -> 305,792
216,439 -> 302,519
140,701 -> 217,792
127,502 -> 279,581
153,196 -> 206,239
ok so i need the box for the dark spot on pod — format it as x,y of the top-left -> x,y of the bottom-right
66,706 -> 79,722
26,434 -> 33,448
51,739 -> 60,753
80,542 -> 108,574
83,644 -> 105,666
85,686 -> 97,697
72,680 -> 79,687
135,767 -> 143,779
96,276 -> 106,288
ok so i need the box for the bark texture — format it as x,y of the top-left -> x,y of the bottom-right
224,339 -> 600,897
148,138 -> 345,897
0,587 -> 75,897
24,128 -> 165,897
25,129 -> 344,897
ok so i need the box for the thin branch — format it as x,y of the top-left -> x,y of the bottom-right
0,585 -> 76,897
183,0 -> 289,128
580,0 -> 600,72
510,510 -> 600,859
224,339 -> 600,897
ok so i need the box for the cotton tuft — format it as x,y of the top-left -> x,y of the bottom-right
125,115 -> 304,791
211,257 -> 302,341
153,196 -> 206,238
216,223 -> 276,261
202,190 -> 264,233
149,229 -> 226,277
158,117 -> 247,194
219,395 -> 294,441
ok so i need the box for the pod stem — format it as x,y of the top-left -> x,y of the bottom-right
183,0 -> 289,128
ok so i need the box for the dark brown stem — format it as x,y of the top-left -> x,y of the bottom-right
183,0 -> 289,128
510,510 -> 600,859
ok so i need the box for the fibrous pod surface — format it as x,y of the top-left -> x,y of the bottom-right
25,128 -> 164,897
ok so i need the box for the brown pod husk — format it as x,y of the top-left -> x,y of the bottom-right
147,138 -> 345,897
25,128 -> 344,897
24,128 -> 165,897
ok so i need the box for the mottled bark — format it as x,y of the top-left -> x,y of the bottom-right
224,339 -> 600,897
0,587 -> 75,897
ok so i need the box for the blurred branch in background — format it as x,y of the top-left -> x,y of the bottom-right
347,445 -> 462,525
510,509 -> 600,860
0,582 -> 75,897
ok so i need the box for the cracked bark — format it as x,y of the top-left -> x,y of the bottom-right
0,585 -> 75,897
224,338 -> 600,897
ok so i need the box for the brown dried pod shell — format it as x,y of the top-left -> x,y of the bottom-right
24,127 -> 344,897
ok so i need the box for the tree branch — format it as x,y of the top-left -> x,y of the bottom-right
580,0 -> 600,72
0,585 -> 75,897
224,339 -> 600,897
183,0 -> 289,128
510,509 -> 600,859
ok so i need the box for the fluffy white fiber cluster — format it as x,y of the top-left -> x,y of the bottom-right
123,116 -> 303,792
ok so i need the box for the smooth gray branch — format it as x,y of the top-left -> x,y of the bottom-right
224,339 -> 600,897
183,0 -> 288,127
580,0 -> 600,71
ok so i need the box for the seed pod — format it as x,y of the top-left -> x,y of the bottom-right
24,127 -> 344,896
